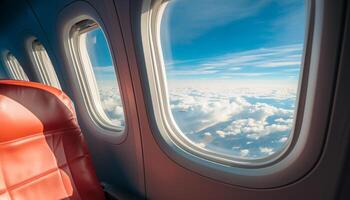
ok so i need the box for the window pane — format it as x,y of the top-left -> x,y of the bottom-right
80,27 -> 125,128
32,41 -> 61,89
160,0 -> 306,159
6,54 -> 29,81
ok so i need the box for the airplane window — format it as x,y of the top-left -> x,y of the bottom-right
71,20 -> 125,130
157,0 -> 306,161
5,53 -> 29,81
32,40 -> 61,89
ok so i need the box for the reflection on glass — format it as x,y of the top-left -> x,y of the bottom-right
160,0 -> 306,159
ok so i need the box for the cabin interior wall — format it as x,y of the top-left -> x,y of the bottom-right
0,63 -> 8,78
0,0 -> 145,197
0,0 -> 349,199
27,0 -> 146,197
0,1 -> 45,82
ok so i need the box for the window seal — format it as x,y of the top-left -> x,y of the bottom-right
138,0 -> 340,188
4,53 -> 29,81
31,39 -> 62,89
68,19 -> 125,133
145,0 -> 309,168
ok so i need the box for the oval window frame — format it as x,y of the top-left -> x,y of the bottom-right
139,0 -> 338,188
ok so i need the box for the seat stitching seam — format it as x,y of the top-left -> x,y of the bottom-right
0,152 -> 11,200
3,154 -> 87,192
62,137 -> 84,200
54,134 -> 71,199
57,167 -> 71,198
0,127 -> 79,145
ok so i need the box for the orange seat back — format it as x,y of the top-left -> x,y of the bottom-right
0,80 -> 105,200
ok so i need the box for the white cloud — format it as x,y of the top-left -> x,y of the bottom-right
97,80 -> 296,159
216,130 -> 226,138
259,147 -> 275,155
221,117 -> 290,140
275,118 -> 293,124
168,85 -> 295,158
240,149 -> 250,157
166,44 -> 303,79
167,69 -> 219,76
170,91 -> 249,133
96,83 -> 125,127
221,73 -> 273,77
93,66 -> 115,73
255,61 -> 301,68
279,137 -> 288,143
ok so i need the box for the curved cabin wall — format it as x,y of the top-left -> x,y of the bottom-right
0,1 -> 48,82
0,67 -> 7,78
0,0 -> 349,199
0,0 -> 145,198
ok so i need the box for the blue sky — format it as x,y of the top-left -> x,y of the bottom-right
86,0 -> 306,84
160,0 -> 306,82
85,28 -> 116,81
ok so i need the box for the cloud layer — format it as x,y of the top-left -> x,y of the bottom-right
166,44 -> 303,81
96,80 -> 297,159
168,84 -> 296,158
96,82 -> 125,127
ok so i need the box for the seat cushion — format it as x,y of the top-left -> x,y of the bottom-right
0,80 -> 105,200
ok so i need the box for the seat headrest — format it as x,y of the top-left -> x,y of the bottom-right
0,80 -> 77,142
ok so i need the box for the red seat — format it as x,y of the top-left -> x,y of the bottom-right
0,80 -> 105,200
